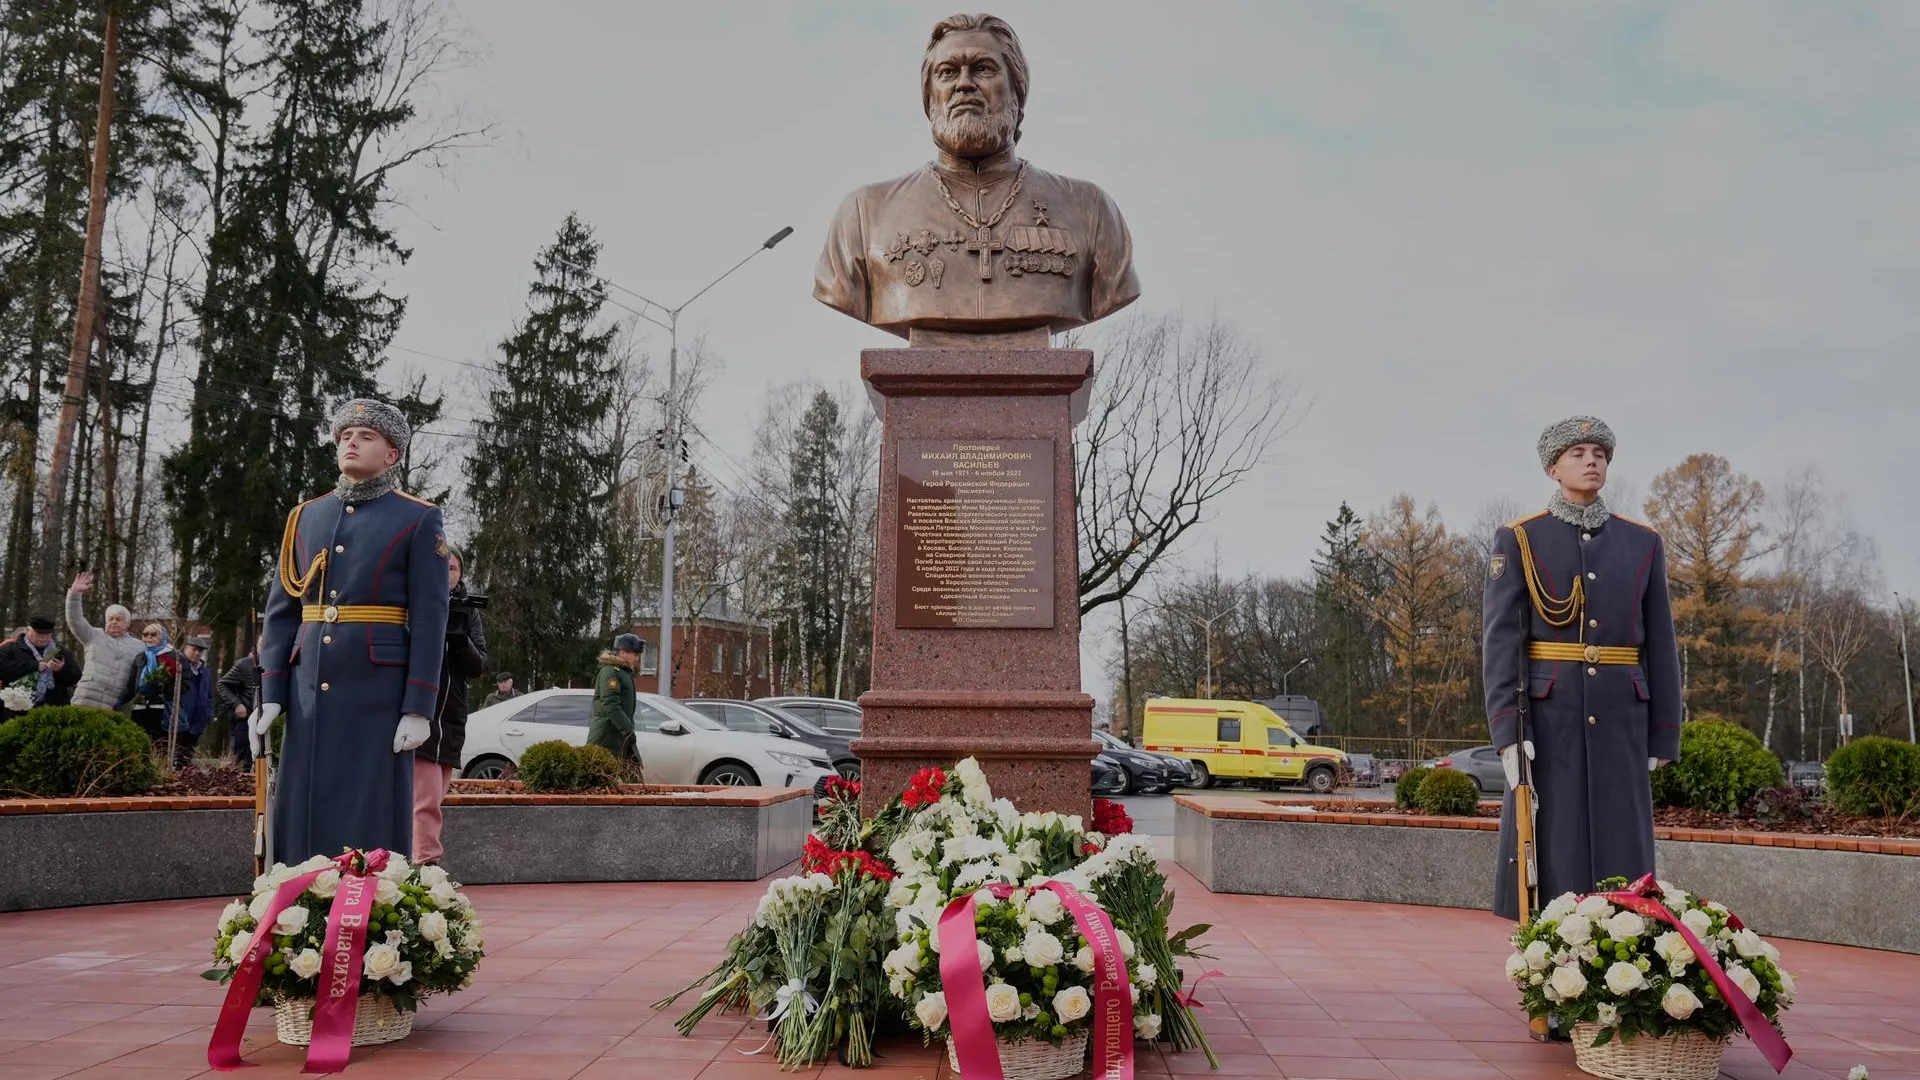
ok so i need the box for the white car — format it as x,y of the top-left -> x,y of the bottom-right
460,689 -> 835,791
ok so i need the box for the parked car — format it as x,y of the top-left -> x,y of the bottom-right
1094,730 -> 1187,791
1381,761 -> 1408,783
462,689 -> 836,792
757,696 -> 862,739
1343,753 -> 1380,787
1421,745 -> 1507,794
681,698 -> 859,781
1787,761 -> 1827,795
1091,753 -> 1129,796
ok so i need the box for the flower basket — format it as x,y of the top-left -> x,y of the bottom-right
273,993 -> 414,1048
946,1030 -> 1089,1080
1570,1022 -> 1726,1080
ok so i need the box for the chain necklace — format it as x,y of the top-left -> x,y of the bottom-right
931,160 -> 1028,231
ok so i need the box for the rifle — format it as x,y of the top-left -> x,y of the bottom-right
1512,598 -> 1548,1041
251,677 -> 274,877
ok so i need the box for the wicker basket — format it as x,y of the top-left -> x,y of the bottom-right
946,1030 -> 1089,1080
1570,1022 -> 1727,1080
273,993 -> 414,1048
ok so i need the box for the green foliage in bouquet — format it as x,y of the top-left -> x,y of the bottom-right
1507,878 -> 1795,1048
1394,765 -> 1432,809
517,740 -> 626,791
1415,767 -> 1481,816
1825,736 -> 1920,818
201,854 -> 486,1012
0,706 -> 157,797
1651,716 -> 1783,813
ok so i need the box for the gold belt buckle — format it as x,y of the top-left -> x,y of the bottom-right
323,605 -> 340,624
1583,644 -> 1600,663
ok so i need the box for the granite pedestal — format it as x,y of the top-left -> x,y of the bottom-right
854,347 -> 1099,820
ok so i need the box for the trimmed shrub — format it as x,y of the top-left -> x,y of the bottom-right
1743,786 -> 1815,826
1415,767 -> 1482,816
0,706 -> 159,797
1394,765 -> 1433,810
1651,715 -> 1783,813
516,740 -> 626,793
1826,737 -> 1920,818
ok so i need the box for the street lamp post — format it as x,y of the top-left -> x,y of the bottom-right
559,226 -> 792,695
1157,598 -> 1244,699
1281,657 -> 1311,696
1898,592 -> 1917,743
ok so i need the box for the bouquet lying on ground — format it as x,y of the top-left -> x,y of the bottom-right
1508,877 -> 1795,1048
655,763 -> 1217,1070
203,852 -> 485,1011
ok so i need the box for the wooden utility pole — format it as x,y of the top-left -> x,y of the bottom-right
39,2 -> 119,611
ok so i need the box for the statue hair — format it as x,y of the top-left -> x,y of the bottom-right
922,13 -> 1029,133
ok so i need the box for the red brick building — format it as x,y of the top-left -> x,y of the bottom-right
628,612 -> 773,700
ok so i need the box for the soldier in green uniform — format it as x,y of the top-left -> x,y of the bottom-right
588,634 -> 644,759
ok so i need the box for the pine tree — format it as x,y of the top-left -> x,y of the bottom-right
1311,502 -> 1378,732
465,213 -> 617,685
776,391 -> 845,694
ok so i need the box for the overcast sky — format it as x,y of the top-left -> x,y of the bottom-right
383,1 -> 1920,686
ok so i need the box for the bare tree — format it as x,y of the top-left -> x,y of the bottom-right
1072,312 -> 1300,615
1807,582 -> 1876,744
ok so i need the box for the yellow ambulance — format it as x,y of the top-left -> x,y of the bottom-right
1141,697 -> 1346,793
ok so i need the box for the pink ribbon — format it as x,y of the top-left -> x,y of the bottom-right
937,882 -> 1134,1080
1170,969 -> 1224,1010
1595,875 -> 1792,1074
208,849 -> 392,1074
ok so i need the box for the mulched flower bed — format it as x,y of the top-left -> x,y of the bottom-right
150,761 -> 256,797
1281,798 -> 1920,839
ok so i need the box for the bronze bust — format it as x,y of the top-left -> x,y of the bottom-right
814,13 -> 1140,346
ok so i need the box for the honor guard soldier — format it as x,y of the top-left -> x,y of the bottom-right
1483,416 -> 1683,924
252,399 -> 451,863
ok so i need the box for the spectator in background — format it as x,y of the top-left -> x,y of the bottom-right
589,634 -> 644,760
64,572 -> 147,713
130,623 -> 179,741
218,644 -> 262,762
414,549 -> 489,866
170,636 -> 215,769
0,614 -> 83,719
479,672 -> 518,709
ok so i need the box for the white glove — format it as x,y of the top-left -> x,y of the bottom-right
394,713 -> 430,753
251,703 -> 281,757
1500,740 -> 1536,788
1649,757 -> 1668,772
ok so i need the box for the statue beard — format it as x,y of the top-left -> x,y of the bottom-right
931,106 -> 1018,160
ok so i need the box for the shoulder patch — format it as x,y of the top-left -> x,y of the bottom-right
607,678 -> 619,689
1489,554 -> 1507,580
1505,510 -> 1548,528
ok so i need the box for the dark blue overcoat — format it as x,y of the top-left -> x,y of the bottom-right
1482,510 -> 1682,920
260,488 -> 450,863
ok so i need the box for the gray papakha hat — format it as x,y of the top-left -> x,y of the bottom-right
330,398 -> 410,456
1537,415 -> 1615,471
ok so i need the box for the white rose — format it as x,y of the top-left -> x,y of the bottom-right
1548,964 -> 1588,1001
1604,961 -> 1646,996
1556,914 -> 1593,946
418,911 -> 449,943
386,960 -> 413,986
271,905 -> 310,937
977,940 -> 994,972
1053,986 -> 1092,1023
915,991 -> 948,1031
1727,964 -> 1763,1003
287,948 -> 323,980
309,870 -> 340,899
1706,901 -> 1729,914
374,877 -> 402,907
1136,963 -> 1158,990
1505,953 -> 1530,981
377,854 -> 411,882
984,983 -> 1022,1023
1575,895 -> 1613,918
218,900 -> 248,932
417,864 -> 450,889
1072,946 -> 1095,973
1134,1013 -> 1162,1040
1652,932 -> 1690,965
1776,969 -> 1797,1004
1540,893 -> 1579,922
428,881 -> 463,910
1003,945 -> 1025,966
1022,929 -> 1066,968
1116,930 -> 1136,960
1731,929 -> 1769,960
1656,880 -> 1690,909
1680,908 -> 1714,938
227,934 -> 253,965
1605,911 -> 1647,940
1523,940 -> 1553,971
362,943 -> 402,981
1662,983 -> 1701,1020
1596,1003 -> 1620,1028
247,892 -> 275,921
1023,889 -> 1066,927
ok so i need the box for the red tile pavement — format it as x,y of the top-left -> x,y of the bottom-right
1,868 -> 1916,1079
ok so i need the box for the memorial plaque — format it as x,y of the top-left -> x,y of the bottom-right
896,438 -> 1054,629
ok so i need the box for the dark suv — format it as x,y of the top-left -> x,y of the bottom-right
757,696 -> 862,739
681,698 -> 859,781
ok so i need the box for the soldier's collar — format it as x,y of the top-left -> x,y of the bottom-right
931,146 -> 1021,184
333,471 -> 396,505
1546,490 -> 1610,530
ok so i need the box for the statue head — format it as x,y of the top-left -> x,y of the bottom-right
921,13 -> 1029,160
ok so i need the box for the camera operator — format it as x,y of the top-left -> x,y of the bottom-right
414,548 -> 489,865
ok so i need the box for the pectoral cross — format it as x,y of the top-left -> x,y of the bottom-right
964,226 -> 1004,281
